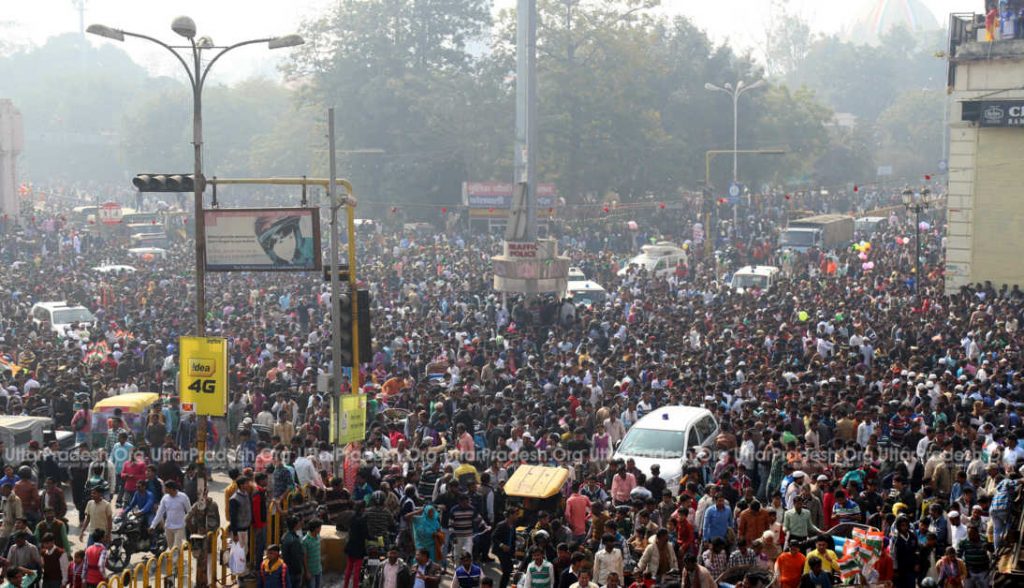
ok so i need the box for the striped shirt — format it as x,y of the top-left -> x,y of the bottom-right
448,505 -> 480,538
832,500 -> 862,522
526,561 -> 554,588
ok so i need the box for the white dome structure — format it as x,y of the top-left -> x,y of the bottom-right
844,0 -> 941,45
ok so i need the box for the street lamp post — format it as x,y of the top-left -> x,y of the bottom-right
901,187 -> 931,293
704,79 -> 765,231
87,18 -> 303,494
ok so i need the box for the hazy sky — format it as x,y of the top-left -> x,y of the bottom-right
2,0 -> 978,84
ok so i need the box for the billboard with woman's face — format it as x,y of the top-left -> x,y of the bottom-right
203,208 -> 322,271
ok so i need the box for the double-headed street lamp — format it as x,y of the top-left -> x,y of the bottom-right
87,17 -> 303,340
705,79 -> 766,233
901,187 -> 931,293
87,17 -> 303,500
704,79 -> 766,184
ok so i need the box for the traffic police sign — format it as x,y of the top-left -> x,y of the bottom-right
179,336 -> 228,416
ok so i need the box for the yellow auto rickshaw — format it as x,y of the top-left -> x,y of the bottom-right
503,465 -> 570,558
91,392 -> 161,448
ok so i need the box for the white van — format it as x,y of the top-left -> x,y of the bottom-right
565,280 -> 607,307
729,265 -> 780,293
616,242 -> 688,278
613,406 -> 719,494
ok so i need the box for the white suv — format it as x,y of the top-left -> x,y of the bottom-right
30,302 -> 96,338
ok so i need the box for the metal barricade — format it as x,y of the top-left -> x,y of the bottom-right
215,526 -> 236,588
179,539 -> 193,588
206,529 -> 220,588
154,543 -> 180,587
130,560 -> 150,588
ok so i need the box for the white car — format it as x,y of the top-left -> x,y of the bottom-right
616,242 -> 688,278
30,302 -> 96,338
92,264 -> 137,274
613,406 -> 719,495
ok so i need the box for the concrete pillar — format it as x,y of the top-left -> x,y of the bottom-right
0,100 -> 24,220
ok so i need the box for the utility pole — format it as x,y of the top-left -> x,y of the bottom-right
328,108 -> 344,448
515,0 -> 538,240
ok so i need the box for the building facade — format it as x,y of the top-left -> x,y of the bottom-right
945,14 -> 1024,293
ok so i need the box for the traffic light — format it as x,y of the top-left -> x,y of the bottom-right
337,292 -> 354,367
357,289 -> 372,361
132,173 -> 201,192
336,289 -> 372,367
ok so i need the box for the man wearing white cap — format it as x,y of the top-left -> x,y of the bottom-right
948,510 -> 967,546
784,471 -> 806,509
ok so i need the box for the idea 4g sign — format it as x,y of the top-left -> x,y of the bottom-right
179,336 -> 228,416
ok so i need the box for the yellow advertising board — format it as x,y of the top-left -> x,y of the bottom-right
338,394 -> 366,445
179,336 -> 228,417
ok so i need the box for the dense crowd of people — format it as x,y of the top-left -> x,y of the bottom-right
0,183 -> 1018,588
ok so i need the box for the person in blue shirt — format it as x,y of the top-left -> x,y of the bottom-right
0,465 -> 19,488
124,485 -> 156,528
701,494 -> 733,543
454,553 -> 483,588
353,472 -> 373,504
949,471 -> 972,504
237,431 -> 258,470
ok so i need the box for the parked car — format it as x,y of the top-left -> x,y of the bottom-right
30,301 -> 96,337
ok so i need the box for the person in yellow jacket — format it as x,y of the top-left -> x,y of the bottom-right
802,535 -> 840,574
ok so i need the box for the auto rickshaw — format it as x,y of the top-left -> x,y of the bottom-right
503,465 -> 569,559
91,392 -> 161,448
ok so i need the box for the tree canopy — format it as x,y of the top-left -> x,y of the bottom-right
3,1 -> 951,207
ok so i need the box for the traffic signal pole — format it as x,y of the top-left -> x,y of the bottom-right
206,174 -> 360,446
328,109 -> 343,450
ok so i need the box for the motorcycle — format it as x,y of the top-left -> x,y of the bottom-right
106,510 -> 167,573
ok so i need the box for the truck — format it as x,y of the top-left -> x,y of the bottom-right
779,214 -> 854,253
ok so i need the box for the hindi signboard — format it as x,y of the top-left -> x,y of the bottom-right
204,208 -> 321,272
